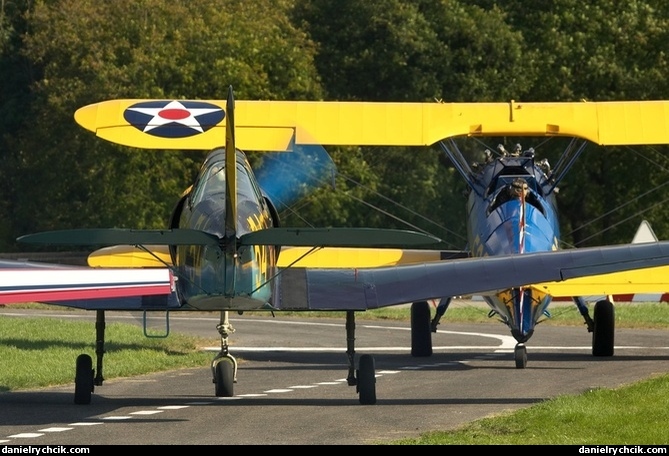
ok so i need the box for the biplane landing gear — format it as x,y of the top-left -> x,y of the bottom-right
212,311 -> 237,397
430,297 -> 452,333
345,311 -> 377,404
514,343 -> 527,369
592,300 -> 615,357
574,297 -> 615,357
411,301 -> 433,357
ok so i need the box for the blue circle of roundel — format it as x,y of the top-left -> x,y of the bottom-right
123,100 -> 225,138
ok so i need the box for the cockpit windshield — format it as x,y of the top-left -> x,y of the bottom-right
488,174 -> 545,215
191,161 -> 226,204
190,153 -> 265,208
494,175 -> 538,194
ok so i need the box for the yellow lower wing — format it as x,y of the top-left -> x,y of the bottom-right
531,265 -> 669,296
88,245 -> 443,269
277,246 -> 446,268
88,245 -> 172,267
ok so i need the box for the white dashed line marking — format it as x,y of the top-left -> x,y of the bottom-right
8,433 -> 44,438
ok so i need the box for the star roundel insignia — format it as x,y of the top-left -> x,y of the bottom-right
124,100 -> 225,138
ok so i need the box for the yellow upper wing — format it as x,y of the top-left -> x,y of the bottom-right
75,99 -> 669,151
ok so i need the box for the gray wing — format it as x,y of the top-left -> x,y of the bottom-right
276,241 -> 669,310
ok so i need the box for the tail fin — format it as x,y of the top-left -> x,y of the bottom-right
224,86 -> 237,239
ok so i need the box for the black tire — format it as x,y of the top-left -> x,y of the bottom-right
593,300 -> 615,357
357,354 -> 376,405
74,354 -> 94,405
514,344 -> 527,369
411,301 -> 433,357
214,358 -> 235,397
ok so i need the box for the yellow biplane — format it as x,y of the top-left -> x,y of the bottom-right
4,88 -> 669,405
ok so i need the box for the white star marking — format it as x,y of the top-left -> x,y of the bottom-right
127,100 -> 222,133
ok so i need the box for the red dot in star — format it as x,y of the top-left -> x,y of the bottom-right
159,109 -> 190,120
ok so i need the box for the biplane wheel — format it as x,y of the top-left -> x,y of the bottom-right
514,344 -> 527,369
592,300 -> 615,357
357,354 -> 376,405
214,357 -> 235,397
411,301 -> 433,357
74,354 -> 94,405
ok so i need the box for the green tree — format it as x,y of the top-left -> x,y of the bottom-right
1,0 -> 323,250
0,0 -> 34,249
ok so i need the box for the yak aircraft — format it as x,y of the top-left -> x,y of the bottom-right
3,88 -> 669,406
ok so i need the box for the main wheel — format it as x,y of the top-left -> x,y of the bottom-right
74,354 -> 94,405
214,358 -> 235,397
357,354 -> 376,405
411,301 -> 433,357
593,300 -> 615,357
514,343 -> 527,369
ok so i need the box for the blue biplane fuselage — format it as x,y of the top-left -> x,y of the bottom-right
464,148 -> 561,343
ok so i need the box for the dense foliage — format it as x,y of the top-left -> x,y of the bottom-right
0,0 -> 667,252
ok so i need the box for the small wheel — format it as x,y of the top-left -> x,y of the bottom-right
514,344 -> 527,369
74,354 -> 94,405
357,354 -> 376,405
214,357 -> 235,397
593,300 -> 615,357
411,301 -> 433,357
